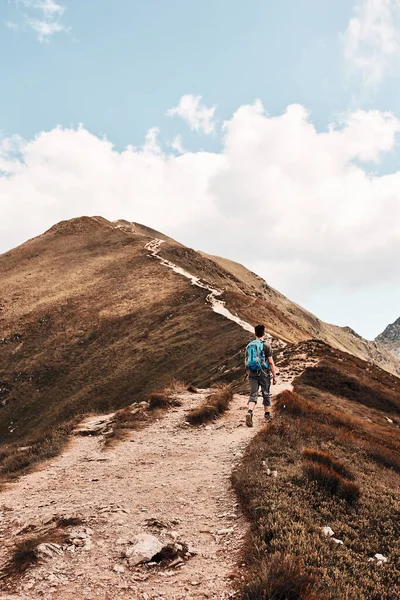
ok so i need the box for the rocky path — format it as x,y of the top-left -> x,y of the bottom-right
0,381 -> 293,600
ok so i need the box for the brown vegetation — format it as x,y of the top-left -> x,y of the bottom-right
187,385 -> 233,425
0,217 -> 248,476
1,527 -> 67,582
241,554 -> 321,600
147,393 -> 182,410
232,388 -> 400,599
302,448 -> 355,481
302,461 -> 360,504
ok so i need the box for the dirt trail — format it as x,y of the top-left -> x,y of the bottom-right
144,239 -> 256,335
0,380 -> 293,600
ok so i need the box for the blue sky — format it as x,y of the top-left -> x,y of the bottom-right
1,0 -> 400,339
1,0 -> 356,144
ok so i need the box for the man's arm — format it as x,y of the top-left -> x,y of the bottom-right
268,356 -> 277,385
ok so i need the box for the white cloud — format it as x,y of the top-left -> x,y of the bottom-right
167,95 -> 216,135
343,0 -> 400,86
170,135 -> 186,154
1,101 -> 400,304
8,0 -> 68,42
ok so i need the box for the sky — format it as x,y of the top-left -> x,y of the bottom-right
0,0 -> 399,340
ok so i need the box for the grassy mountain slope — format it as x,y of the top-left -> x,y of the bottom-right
233,342 -> 400,600
0,216 -> 249,475
1,216 -> 399,479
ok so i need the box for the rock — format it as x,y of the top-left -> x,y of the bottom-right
272,470 -> 278,478
123,533 -> 163,566
216,528 -> 234,535
116,537 -> 129,545
36,542 -> 64,560
83,538 -> 93,551
145,517 -> 169,529
321,526 -> 334,537
72,413 -> 115,436
374,553 -> 388,563
113,564 -> 125,574
385,417 -> 394,424
72,539 -> 85,547
331,538 -> 344,545
169,557 -> 184,568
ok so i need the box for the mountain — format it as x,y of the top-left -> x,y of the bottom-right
376,317 -> 400,358
0,216 -> 399,474
1,216 -> 399,599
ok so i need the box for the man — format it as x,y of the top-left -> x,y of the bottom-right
245,324 -> 277,427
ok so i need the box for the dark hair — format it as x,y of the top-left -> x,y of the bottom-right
255,324 -> 265,337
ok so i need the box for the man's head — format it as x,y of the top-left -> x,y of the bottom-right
255,324 -> 265,338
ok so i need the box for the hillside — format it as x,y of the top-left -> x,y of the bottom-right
376,317 -> 400,358
0,346 -> 398,599
199,252 -> 400,376
233,343 -> 400,599
0,216 -> 399,599
0,215 -> 399,478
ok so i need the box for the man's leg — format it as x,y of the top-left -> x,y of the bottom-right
260,370 -> 272,419
246,374 -> 259,427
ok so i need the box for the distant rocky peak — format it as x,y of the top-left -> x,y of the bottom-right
376,317 -> 400,358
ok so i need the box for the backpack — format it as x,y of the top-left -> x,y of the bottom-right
246,340 -> 268,371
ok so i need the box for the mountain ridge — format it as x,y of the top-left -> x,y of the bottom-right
376,317 -> 400,358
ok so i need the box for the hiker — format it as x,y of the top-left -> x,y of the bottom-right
245,324 -> 277,427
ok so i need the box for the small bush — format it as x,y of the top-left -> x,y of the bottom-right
302,448 -> 355,481
5,537 -> 39,575
147,393 -> 181,410
365,446 -> 400,474
163,379 -> 187,396
1,527 -> 67,581
187,385 -> 233,425
303,461 -> 360,504
242,554 -> 321,600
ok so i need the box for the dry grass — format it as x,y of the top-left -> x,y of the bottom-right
186,384 -> 233,425
163,379 -> 187,396
302,448 -> 355,481
365,445 -> 400,474
242,554 -> 321,600
0,426 -> 75,479
147,392 -> 182,410
232,388 -> 400,600
0,217 -> 248,477
302,461 -> 360,504
1,528 -> 67,582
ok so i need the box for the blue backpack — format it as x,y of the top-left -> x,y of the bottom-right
246,340 -> 268,371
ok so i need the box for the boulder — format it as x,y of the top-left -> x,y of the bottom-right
72,413 -> 115,436
121,533 -> 163,566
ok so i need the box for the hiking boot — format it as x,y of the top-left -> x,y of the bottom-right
246,411 -> 253,428
264,411 -> 271,422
